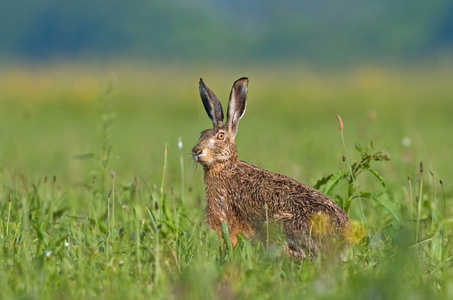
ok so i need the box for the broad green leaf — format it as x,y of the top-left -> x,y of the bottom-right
320,170 -> 345,195
314,174 -> 333,189
162,219 -> 181,233
221,220 -> 233,257
334,195 -> 345,210
370,192 -> 402,225
97,221 -> 108,234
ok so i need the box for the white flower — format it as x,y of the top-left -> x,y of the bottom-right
178,137 -> 183,149
45,250 -> 52,257
402,137 -> 411,147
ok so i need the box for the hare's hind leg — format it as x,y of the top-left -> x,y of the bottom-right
284,233 -> 319,259
283,221 -> 320,259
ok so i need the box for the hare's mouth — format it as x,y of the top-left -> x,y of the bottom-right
192,146 -> 215,166
192,153 -> 201,162
192,151 -> 213,167
192,150 -> 205,164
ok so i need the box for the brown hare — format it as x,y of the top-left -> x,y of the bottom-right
192,77 -> 350,259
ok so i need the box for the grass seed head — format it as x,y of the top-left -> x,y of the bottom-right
337,115 -> 344,131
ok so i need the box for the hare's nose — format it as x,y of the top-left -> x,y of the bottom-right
192,147 -> 202,155
192,147 -> 202,161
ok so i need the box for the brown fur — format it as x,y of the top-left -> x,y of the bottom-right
192,78 -> 350,259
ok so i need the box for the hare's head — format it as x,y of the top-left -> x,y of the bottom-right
192,77 -> 248,167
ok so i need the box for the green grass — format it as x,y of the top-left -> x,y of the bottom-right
1,61 -> 453,299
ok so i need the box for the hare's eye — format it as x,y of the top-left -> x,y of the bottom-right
217,132 -> 225,140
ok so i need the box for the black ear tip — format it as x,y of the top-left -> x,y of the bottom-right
235,77 -> 249,85
199,78 -> 205,86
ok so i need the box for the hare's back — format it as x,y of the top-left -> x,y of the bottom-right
236,161 -> 348,225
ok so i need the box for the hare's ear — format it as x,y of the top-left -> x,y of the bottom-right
199,78 -> 224,128
226,77 -> 248,139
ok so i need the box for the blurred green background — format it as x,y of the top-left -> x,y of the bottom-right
1,0 -> 453,63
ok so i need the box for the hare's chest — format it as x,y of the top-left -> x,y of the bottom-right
205,184 -> 243,223
207,192 -> 227,215
205,192 -> 254,246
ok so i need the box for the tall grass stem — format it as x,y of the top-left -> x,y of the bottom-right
407,176 -> 413,221
111,170 -> 116,235
430,170 -> 436,232
416,161 -> 423,243
159,143 -> 168,223
178,137 -> 184,204
107,189 -> 112,262
265,203 -> 269,250
440,180 -> 446,223
133,208 -> 142,275
90,176 -> 96,217
6,193 -> 12,237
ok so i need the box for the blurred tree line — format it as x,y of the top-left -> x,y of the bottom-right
1,0 -> 452,63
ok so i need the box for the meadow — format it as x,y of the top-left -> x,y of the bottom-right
0,61 -> 453,299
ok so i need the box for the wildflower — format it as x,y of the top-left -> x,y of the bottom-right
178,137 -> 183,149
402,137 -> 411,147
